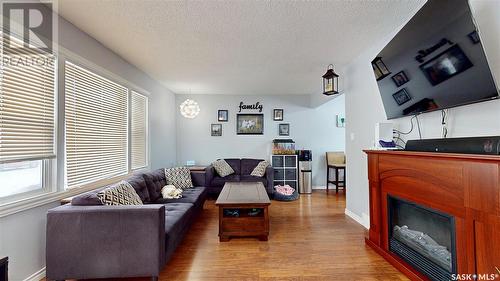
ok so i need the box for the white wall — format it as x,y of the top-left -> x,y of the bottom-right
0,15 -> 177,281
344,0 -> 500,226
175,94 -> 345,187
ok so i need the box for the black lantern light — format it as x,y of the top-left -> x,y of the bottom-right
322,64 -> 339,96
371,57 -> 391,81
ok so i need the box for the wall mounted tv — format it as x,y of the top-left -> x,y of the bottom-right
374,0 -> 499,120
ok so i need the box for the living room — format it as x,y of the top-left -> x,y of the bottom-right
0,0 -> 499,281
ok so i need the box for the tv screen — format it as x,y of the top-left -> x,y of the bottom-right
374,0 -> 499,119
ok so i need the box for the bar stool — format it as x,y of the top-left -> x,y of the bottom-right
326,152 -> 346,193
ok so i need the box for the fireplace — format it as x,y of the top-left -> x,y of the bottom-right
388,196 -> 456,281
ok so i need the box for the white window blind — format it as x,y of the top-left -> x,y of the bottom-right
65,62 -> 128,188
131,91 -> 148,169
0,35 -> 56,163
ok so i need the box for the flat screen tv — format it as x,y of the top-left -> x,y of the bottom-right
374,0 -> 499,119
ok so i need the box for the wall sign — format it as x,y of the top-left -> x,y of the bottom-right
238,102 -> 263,113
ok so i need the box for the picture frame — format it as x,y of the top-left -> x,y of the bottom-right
278,123 -> 290,136
336,115 -> 345,128
392,88 -> 412,106
211,124 -> 222,136
391,71 -> 409,87
467,30 -> 480,44
217,110 -> 228,122
236,114 -> 264,135
273,109 -> 284,121
419,44 -> 473,86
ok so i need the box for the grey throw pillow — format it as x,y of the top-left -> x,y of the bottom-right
164,167 -> 193,189
251,160 -> 270,177
96,181 -> 143,206
212,159 -> 235,177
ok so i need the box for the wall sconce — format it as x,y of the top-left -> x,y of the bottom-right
179,99 -> 200,119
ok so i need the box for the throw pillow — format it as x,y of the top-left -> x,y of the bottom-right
164,167 -> 193,189
212,159 -> 235,177
96,181 -> 143,206
251,160 -> 270,177
161,185 -> 183,199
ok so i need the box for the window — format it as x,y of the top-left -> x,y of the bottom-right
0,34 -> 56,198
131,91 -> 148,169
64,62 -> 128,188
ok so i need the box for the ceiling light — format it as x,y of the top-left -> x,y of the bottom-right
322,64 -> 339,96
180,99 -> 200,119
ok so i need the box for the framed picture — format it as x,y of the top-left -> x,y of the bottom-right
392,88 -> 412,106
278,123 -> 290,136
211,124 -> 222,136
420,44 -> 473,86
236,114 -> 264,135
273,109 -> 284,121
391,71 -> 409,87
218,110 -> 228,122
467,30 -> 480,44
336,115 -> 345,128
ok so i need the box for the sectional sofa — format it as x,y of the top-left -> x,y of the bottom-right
46,168 -> 208,281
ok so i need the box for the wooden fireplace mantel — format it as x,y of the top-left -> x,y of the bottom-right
364,150 -> 500,281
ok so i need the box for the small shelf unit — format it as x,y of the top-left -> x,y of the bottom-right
271,154 -> 298,189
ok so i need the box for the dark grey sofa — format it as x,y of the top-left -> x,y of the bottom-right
46,168 -> 208,281
205,158 -> 274,197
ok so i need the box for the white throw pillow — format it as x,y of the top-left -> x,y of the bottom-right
251,161 -> 270,177
164,167 -> 193,189
212,159 -> 235,177
96,181 -> 143,206
161,185 -> 183,199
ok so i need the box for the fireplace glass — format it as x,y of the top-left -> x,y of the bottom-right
388,196 -> 456,281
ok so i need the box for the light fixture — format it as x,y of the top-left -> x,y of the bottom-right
371,57 -> 391,81
179,99 -> 200,119
322,64 -> 339,96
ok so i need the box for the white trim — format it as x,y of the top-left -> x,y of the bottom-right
23,267 -> 45,281
344,208 -> 370,229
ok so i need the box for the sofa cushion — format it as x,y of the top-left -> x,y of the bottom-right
240,158 -> 263,175
223,159 -> 241,175
211,174 -> 240,188
96,181 -> 143,206
212,159 -> 235,177
143,168 -> 167,202
240,175 -> 268,187
71,187 -> 106,206
250,160 -> 270,177
165,167 -> 193,189
164,203 -> 195,246
155,186 -> 207,209
126,174 -> 151,203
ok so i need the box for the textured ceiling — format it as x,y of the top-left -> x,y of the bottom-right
57,0 -> 425,95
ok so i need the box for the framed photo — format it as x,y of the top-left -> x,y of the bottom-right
218,110 -> 228,122
336,115 -> 345,128
467,30 -> 480,44
278,123 -> 290,136
420,44 -> 473,86
236,114 -> 264,135
392,88 -> 412,106
273,109 -> 284,121
391,71 -> 409,87
211,124 -> 222,136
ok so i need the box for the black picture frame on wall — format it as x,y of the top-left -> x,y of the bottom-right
278,123 -> 290,136
236,114 -> 264,135
391,71 -> 409,87
211,124 -> 222,136
419,44 -> 473,86
273,109 -> 284,121
217,110 -> 228,122
392,88 -> 412,106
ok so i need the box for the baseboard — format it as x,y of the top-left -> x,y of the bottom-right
24,267 -> 45,281
312,185 -> 326,190
344,208 -> 370,229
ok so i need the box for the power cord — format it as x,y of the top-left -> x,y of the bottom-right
441,109 -> 449,138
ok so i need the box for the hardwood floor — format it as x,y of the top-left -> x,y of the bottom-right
51,191 -> 408,281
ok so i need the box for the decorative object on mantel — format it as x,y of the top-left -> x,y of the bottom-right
211,123 -> 222,136
238,102 -> 263,112
278,123 -> 290,136
218,110 -> 228,122
372,57 -> 391,81
236,114 -> 264,135
179,99 -> 200,119
467,30 -> 480,44
322,64 -> 339,96
392,88 -> 412,106
273,109 -> 284,121
336,114 -> 345,128
391,71 -> 409,87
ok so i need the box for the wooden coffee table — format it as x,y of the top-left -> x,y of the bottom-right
215,182 -> 271,242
